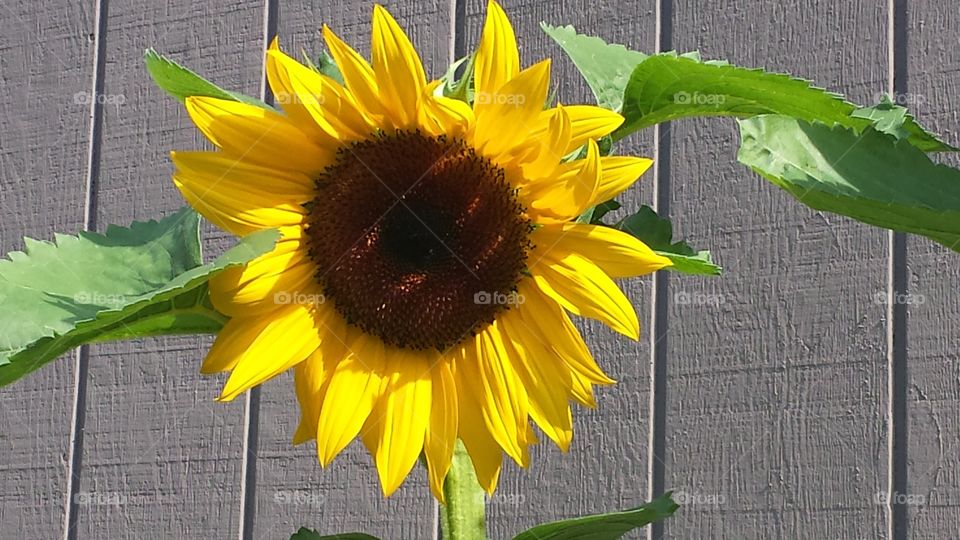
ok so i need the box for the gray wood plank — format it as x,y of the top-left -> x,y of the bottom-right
904,2 -> 960,538
249,1 -> 448,538
73,2 -> 266,538
0,1 -> 94,537
463,1 -> 658,537
666,2 -> 890,538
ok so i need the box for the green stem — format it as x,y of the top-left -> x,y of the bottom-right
440,440 -> 488,540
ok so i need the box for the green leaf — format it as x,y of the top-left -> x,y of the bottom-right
512,493 -> 679,540
313,49 -> 346,86
615,206 -> 722,276
440,54 -> 475,103
851,98 -> 957,151
144,48 -> 269,108
616,54 -> 954,153
540,23 -> 648,111
577,199 -> 622,224
289,529 -> 380,540
737,115 -> 960,252
0,208 -> 279,386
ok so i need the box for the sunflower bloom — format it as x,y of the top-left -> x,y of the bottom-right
172,1 -> 671,500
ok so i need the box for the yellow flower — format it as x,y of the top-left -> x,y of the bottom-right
172,1 -> 671,500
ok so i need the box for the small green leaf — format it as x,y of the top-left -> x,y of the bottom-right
512,493 -> 679,540
577,199 -> 621,224
737,115 -> 960,252
289,528 -> 380,540
851,97 -> 957,151
615,206 -> 722,276
144,48 -> 269,108
314,50 -> 345,86
0,208 -> 278,386
540,23 -> 648,111
441,54 -> 475,103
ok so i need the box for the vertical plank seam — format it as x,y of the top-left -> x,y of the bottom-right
440,0 -> 467,538
887,0 -> 910,538
647,1 -> 672,539
238,1 -> 279,539
63,0 -> 109,538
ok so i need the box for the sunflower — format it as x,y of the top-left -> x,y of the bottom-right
171,1 -> 671,500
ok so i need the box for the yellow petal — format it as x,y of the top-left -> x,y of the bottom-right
209,235 -> 321,317
213,303 -> 324,401
530,251 -> 640,339
417,81 -> 475,138
265,38 -> 343,145
184,96 -> 333,175
292,342 -> 342,445
371,5 -> 426,129
266,45 -> 374,141
499,310 -> 573,451
170,152 -> 309,236
475,0 -> 519,96
474,60 -> 552,158
458,326 -> 529,466
423,359 -> 458,503
532,222 -> 672,278
456,343 -> 504,494
526,138 -> 601,220
315,333 -> 386,466
594,156 -> 654,204
517,281 -> 615,386
518,104 -> 572,180
322,24 -> 383,120
368,350 -> 433,496
518,105 -> 624,160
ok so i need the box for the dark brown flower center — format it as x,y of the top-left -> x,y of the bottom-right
305,131 -> 531,351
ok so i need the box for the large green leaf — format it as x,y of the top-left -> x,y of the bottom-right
737,115 -> 960,251
616,53 -> 954,152
0,208 -> 278,386
512,493 -> 678,540
289,529 -> 379,540
144,48 -> 269,108
540,23 -> 648,111
615,206 -> 722,276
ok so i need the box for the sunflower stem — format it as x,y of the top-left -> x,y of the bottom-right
440,440 -> 487,540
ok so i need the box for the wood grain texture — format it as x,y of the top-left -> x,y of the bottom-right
463,1 -> 658,537
904,2 -> 960,538
666,1 -> 890,538
0,1 -> 94,537
248,1 -> 448,538
72,2 -> 265,538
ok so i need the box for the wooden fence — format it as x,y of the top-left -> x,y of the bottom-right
1,0 -> 958,538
